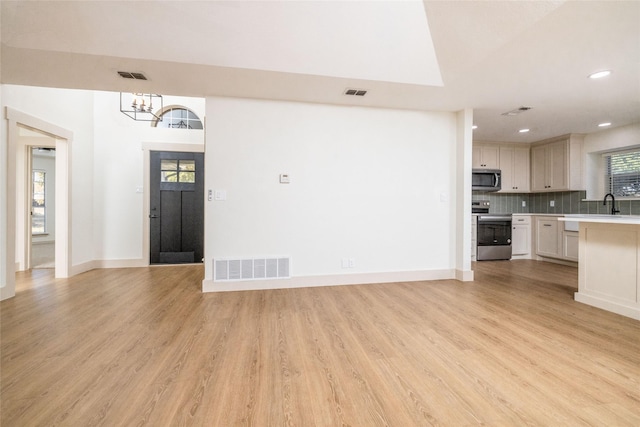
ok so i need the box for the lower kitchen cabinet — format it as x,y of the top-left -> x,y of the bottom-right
512,215 -> 531,257
563,230 -> 579,261
535,216 -> 578,263
536,216 -> 561,258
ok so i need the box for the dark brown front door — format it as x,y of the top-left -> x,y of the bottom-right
150,151 -> 204,264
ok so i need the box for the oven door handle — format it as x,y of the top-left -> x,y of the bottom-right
478,215 -> 512,221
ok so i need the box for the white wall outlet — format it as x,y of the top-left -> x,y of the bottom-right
214,190 -> 227,201
279,174 -> 290,184
135,186 -> 143,193
522,200 -> 526,207
550,200 -> 555,207
341,258 -> 355,268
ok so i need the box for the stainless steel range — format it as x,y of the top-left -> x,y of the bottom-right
476,214 -> 512,261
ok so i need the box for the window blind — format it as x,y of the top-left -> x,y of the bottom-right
605,150 -> 640,197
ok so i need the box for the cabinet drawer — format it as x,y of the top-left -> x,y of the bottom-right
512,216 -> 531,225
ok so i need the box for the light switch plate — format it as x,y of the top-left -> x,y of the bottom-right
279,174 -> 290,184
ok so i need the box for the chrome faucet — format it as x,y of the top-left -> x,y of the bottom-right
603,193 -> 620,215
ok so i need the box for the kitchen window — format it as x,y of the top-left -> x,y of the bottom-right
605,149 -> 640,198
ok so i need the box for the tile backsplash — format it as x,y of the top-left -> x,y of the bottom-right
473,191 -> 640,215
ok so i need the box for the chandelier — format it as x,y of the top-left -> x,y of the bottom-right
120,93 -> 163,121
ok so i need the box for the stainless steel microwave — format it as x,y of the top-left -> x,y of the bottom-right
472,169 -> 501,192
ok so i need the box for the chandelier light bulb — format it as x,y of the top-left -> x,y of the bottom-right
120,92 -> 164,121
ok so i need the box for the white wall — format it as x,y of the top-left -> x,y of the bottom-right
2,84 -> 95,269
204,97 -> 458,289
91,91 -> 204,262
2,85 -> 464,294
1,85 -> 205,286
583,123 -> 640,199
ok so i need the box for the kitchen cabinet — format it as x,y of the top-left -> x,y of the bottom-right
570,219 -> 640,320
500,146 -> 530,192
472,145 -> 499,169
512,215 -> 531,257
536,216 -> 561,258
531,135 -> 584,192
535,215 -> 579,262
563,231 -> 579,261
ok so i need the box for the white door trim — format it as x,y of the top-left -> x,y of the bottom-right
141,142 -> 204,266
2,107 -> 73,300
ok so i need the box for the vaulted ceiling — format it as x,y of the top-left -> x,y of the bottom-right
2,0 -> 639,143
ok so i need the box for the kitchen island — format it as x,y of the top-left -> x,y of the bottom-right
560,215 -> 640,320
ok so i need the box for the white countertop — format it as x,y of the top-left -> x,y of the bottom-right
560,214 -> 640,225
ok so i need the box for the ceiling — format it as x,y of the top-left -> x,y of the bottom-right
1,0 -> 639,144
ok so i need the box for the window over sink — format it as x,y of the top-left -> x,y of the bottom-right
605,149 -> 640,198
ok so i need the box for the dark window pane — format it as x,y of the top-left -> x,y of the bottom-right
179,160 -> 195,171
161,160 -> 178,171
179,171 -> 196,183
161,171 -> 178,182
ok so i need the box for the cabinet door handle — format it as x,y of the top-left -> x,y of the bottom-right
543,224 -> 552,227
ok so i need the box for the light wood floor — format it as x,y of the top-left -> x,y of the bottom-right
2,261 -> 639,426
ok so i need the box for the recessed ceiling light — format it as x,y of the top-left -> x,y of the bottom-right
588,70 -> 611,79
598,122 -> 612,127
472,125 -> 478,130
519,128 -> 530,133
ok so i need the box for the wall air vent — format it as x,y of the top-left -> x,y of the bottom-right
344,88 -> 367,96
117,71 -> 148,80
214,257 -> 291,282
501,106 -> 532,116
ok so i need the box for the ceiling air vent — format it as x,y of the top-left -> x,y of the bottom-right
117,71 -> 148,80
501,106 -> 532,116
344,88 -> 367,96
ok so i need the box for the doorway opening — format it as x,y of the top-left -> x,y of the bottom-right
3,107 -> 72,301
30,147 -> 56,269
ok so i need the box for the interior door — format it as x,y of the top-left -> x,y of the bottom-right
150,151 -> 204,264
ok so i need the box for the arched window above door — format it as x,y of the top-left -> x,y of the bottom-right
152,106 -> 203,129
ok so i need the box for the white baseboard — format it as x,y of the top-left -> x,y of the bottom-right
202,269 -> 457,293
1,284 -> 16,301
95,258 -> 147,269
69,258 -> 148,276
534,255 -> 578,267
574,292 -> 640,321
70,260 -> 98,276
455,269 -> 474,281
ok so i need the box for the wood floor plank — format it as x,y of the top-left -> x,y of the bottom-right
2,260 -> 640,426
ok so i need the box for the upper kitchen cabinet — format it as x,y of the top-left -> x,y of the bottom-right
472,144 -> 500,169
499,146 -> 530,192
531,134 -> 584,192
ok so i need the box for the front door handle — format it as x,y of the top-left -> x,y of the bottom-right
149,214 -> 159,219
